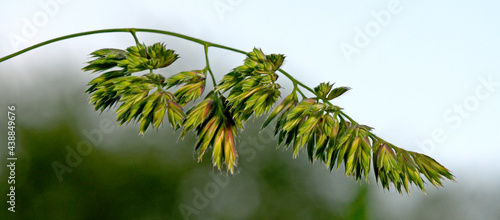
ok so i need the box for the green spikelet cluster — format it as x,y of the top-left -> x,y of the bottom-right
83,43 -> 183,134
217,48 -> 284,128
0,28 -> 457,194
82,42 -> 454,192
180,93 -> 238,173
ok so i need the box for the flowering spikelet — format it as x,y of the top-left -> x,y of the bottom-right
217,48 -> 284,128
166,70 -> 206,106
117,43 -> 179,73
83,43 -> 184,135
181,93 -> 239,173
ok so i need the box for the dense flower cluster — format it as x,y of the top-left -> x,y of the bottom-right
180,93 -> 238,172
217,48 -> 283,128
83,43 -> 183,134
82,42 -> 454,192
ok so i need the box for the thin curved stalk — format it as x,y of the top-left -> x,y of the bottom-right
203,44 -> 217,87
278,69 -> 316,96
0,27 -> 319,99
0,28 -> 246,62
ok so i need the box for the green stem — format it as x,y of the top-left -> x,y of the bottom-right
203,44 -> 224,108
292,82 -> 307,99
0,27 -> 315,100
278,69 -> 317,97
130,29 -> 140,45
203,44 -> 217,87
0,28 -> 246,63
339,111 -> 358,125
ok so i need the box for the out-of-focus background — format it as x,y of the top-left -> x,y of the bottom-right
1,0 -> 499,219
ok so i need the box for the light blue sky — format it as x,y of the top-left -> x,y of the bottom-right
1,0 -> 499,187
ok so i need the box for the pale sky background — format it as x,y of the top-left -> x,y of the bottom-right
1,0 -> 500,216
